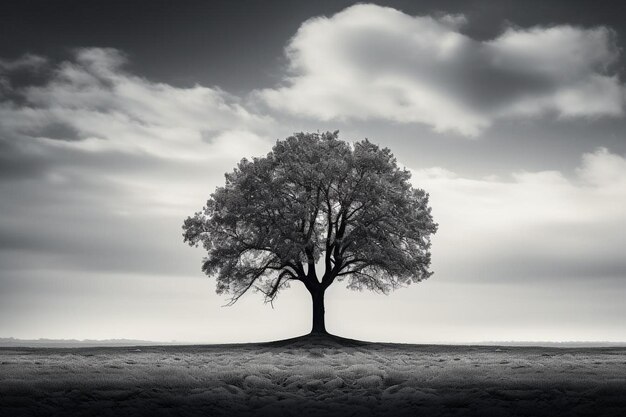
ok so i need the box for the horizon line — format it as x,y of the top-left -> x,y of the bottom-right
1,336 -> 625,348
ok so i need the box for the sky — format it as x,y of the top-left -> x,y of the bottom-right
1,0 -> 625,344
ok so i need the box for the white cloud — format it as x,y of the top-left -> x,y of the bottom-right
578,147 -> 626,187
0,53 -> 47,72
1,48 -> 273,159
412,148 -> 626,280
258,4 -> 625,136
0,48 -> 276,279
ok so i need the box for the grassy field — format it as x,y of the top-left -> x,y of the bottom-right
1,334 -> 625,416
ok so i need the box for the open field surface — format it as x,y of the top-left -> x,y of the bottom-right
2,335 -> 625,416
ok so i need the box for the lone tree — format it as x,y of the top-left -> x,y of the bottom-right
183,132 -> 437,335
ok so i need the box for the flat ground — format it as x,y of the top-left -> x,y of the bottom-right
1,334 -> 625,417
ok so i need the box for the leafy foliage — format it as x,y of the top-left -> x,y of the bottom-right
183,132 -> 437,305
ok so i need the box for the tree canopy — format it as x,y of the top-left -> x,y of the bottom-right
183,131 -> 437,333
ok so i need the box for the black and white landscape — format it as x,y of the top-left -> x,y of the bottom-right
2,337 -> 626,417
1,1 -> 626,416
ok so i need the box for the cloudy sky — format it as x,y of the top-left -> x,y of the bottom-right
1,0 -> 625,343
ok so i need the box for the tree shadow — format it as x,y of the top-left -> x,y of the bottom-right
258,332 -> 371,348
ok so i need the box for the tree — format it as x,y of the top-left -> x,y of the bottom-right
183,132 -> 437,335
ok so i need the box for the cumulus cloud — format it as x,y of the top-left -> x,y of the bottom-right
258,4 -> 625,136
0,48 -> 272,162
412,148 -> 626,281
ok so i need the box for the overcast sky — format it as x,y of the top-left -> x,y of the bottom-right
1,0 -> 625,343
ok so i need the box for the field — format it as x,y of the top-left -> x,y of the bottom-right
1,334 -> 625,417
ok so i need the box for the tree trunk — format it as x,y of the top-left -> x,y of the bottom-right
310,288 -> 327,334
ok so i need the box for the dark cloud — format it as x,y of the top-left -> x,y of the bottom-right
343,26 -> 559,111
0,140 -> 50,180
31,122 -> 82,141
